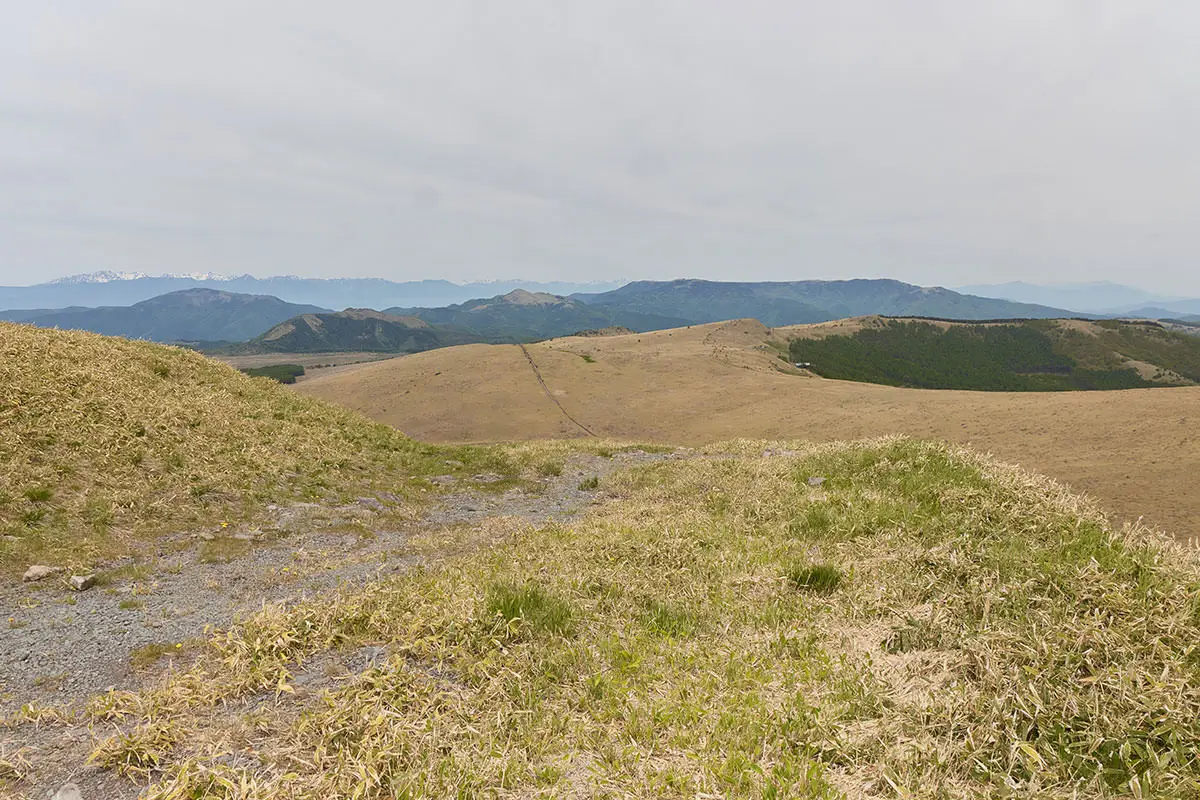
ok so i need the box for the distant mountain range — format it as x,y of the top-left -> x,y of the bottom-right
253,309 -> 476,353
1118,307 -> 1200,323
234,279 -> 1087,352
10,276 -> 1198,353
388,289 -> 690,341
0,272 -> 624,310
0,289 -> 326,342
956,280 -> 1200,316
576,279 -> 1076,325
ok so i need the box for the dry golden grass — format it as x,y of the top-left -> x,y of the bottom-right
0,323 -> 518,570
297,319 -> 1200,541
35,437 -> 1200,798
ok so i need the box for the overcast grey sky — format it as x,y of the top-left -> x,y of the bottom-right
3,2 -> 1199,292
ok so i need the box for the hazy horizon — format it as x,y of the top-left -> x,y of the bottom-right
5,3 -> 1200,294
1,270 -> 1186,303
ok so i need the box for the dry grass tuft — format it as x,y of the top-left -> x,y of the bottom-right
0,744 -> 30,784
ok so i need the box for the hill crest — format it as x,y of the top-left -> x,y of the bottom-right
255,308 -> 471,352
0,322 -> 509,568
0,288 -> 328,343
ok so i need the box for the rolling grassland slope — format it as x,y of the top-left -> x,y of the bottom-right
5,324 -> 1200,798
11,439 -> 1200,798
297,320 -> 1200,540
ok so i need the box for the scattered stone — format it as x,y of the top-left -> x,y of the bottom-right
52,784 -> 83,800
430,475 -> 457,486
196,531 -> 217,541
69,574 -> 96,591
806,476 -> 826,488
357,496 -> 385,511
3,534 -> 20,542
22,564 -> 61,582
443,459 -> 464,468
232,532 -> 259,542
472,473 -> 502,483
357,645 -> 388,667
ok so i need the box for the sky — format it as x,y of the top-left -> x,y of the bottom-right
3,2 -> 1200,293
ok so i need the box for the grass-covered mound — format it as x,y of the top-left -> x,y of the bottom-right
788,318 -> 1200,390
60,438 -> 1200,798
0,323 -> 512,568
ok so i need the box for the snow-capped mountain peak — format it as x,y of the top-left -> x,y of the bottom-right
49,271 -> 242,284
50,271 -> 151,284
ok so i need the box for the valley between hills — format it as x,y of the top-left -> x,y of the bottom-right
297,318 -> 1200,542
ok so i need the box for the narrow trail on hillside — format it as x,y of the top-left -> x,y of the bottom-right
518,343 -> 598,437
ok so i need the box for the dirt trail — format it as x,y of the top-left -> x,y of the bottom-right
518,343 -> 597,437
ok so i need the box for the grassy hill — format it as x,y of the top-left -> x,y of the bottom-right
62,438 -> 1200,797
785,317 -> 1200,390
253,309 -> 478,353
295,320 -> 1200,540
0,289 -> 327,343
576,278 -> 1076,325
0,323 -> 514,568
389,288 -> 689,341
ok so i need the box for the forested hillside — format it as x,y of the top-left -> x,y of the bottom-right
787,318 -> 1200,390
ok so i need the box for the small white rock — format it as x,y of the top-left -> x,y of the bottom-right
806,476 -> 827,488
52,784 -> 84,800
69,574 -> 96,591
22,564 -> 61,582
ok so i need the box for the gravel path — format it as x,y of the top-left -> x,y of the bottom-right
0,450 -> 675,717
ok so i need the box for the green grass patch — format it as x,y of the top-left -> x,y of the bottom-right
640,599 -> 696,637
95,563 -> 153,586
22,487 -> 53,503
536,460 -> 564,478
130,642 -> 187,670
485,581 -> 576,636
784,563 -> 844,594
